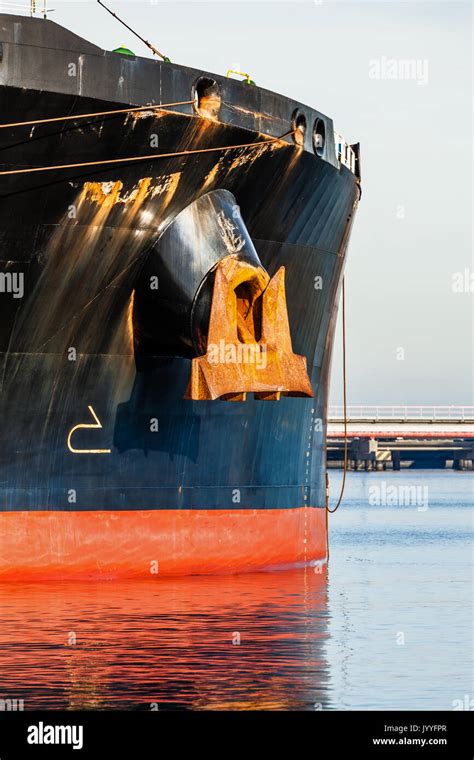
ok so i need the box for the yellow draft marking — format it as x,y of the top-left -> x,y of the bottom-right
67,405 -> 112,454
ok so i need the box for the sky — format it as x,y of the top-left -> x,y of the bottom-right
4,0 -> 472,406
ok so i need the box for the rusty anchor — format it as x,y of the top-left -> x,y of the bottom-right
185,256 -> 314,401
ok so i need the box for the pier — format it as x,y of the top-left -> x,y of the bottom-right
327,406 -> 474,470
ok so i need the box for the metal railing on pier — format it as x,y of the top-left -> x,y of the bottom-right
328,406 -> 474,423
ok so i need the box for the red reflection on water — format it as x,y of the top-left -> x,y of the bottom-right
0,568 -> 329,710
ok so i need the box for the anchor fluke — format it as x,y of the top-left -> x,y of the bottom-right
185,257 -> 313,401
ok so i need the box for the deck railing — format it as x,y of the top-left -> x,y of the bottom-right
0,2 -> 51,17
334,131 -> 356,173
328,406 -> 474,422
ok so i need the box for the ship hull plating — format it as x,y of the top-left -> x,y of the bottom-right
0,508 -> 328,579
0,16 -> 359,577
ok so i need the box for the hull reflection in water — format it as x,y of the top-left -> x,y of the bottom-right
0,568 -> 329,711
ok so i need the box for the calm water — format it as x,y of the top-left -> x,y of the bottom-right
0,471 -> 472,710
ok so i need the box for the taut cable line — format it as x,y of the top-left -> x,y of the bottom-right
97,0 -> 171,62
327,277 -> 348,515
0,100 -> 195,130
0,130 -> 295,177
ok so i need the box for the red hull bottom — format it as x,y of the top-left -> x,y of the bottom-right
0,508 -> 327,580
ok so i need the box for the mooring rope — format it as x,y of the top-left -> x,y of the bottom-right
0,130 -> 295,177
327,277 -> 348,515
0,100 -> 195,130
